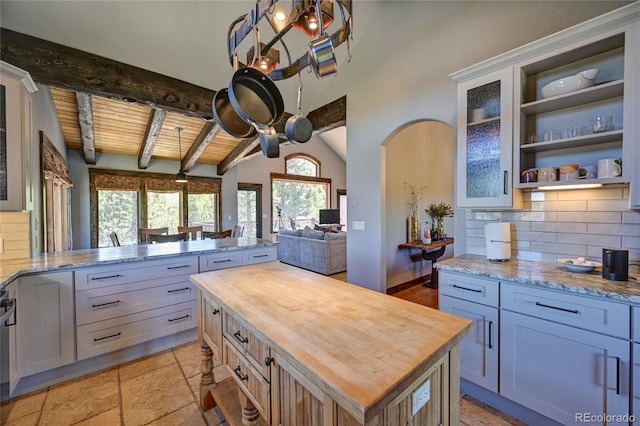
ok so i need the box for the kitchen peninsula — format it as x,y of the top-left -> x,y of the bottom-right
1,238 -> 277,398
191,261 -> 472,426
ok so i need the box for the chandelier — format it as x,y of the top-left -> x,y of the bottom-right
212,0 -> 353,159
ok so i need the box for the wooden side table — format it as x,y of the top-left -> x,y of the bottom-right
398,238 -> 454,289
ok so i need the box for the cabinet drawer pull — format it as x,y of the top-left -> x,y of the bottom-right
168,314 -> 190,322
91,274 -> 122,281
213,259 -> 232,264
167,265 -> 190,270
487,320 -> 493,349
92,300 -> 120,308
233,330 -> 249,344
452,284 -> 482,293
212,309 -> 220,315
167,287 -> 190,293
534,301 -> 579,314
94,331 -> 121,342
252,254 -> 269,258
503,170 -> 508,195
233,365 -> 249,381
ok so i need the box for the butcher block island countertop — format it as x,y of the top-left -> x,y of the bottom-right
190,261 -> 472,426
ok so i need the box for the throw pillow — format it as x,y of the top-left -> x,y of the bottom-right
324,231 -> 347,240
302,227 -> 325,240
279,228 -> 302,237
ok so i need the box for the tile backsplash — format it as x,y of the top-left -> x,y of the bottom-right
465,186 -> 640,274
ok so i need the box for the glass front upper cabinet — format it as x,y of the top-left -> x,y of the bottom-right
456,67 -> 522,209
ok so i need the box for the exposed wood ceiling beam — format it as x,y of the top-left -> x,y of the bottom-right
1,28 -> 214,119
182,122 -> 221,172
216,136 -> 261,175
138,109 -> 167,169
75,92 -> 96,164
307,96 -> 346,133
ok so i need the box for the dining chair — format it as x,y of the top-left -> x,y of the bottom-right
139,227 -> 169,244
110,232 -> 121,247
202,230 -> 232,239
147,232 -> 189,244
231,225 -> 244,238
178,225 -> 203,240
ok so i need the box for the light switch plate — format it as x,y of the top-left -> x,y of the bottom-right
412,379 -> 430,415
352,221 -> 365,231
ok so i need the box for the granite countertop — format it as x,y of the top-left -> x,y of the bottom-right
436,254 -> 640,305
0,238 -> 276,290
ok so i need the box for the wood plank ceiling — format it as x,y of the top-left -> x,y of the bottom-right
50,87 -> 240,167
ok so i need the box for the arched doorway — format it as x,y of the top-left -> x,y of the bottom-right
383,120 -> 455,291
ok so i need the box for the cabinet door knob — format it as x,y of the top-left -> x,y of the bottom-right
212,309 -> 220,315
265,356 -> 274,366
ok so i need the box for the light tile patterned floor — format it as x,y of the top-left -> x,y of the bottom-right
2,340 -> 525,425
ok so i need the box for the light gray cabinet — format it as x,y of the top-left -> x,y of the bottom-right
454,67 -> 522,209
501,282 -> 630,425
439,272 -> 499,392
18,271 -> 75,377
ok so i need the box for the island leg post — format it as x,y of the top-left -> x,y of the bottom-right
238,389 -> 259,425
200,342 -> 216,411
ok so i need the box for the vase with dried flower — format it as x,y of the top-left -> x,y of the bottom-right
404,183 -> 427,244
426,202 -> 454,241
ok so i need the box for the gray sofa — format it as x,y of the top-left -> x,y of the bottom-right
276,227 -> 347,275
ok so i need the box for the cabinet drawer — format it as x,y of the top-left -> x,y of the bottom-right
76,277 -> 197,325
199,251 -> 242,272
224,339 -> 271,422
75,256 -> 198,291
76,301 -> 197,360
439,271 -> 499,307
242,247 -> 277,265
501,282 -> 630,338
201,293 -> 223,360
223,310 -> 271,379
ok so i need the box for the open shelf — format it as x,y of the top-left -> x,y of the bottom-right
520,80 -> 624,116
520,129 -> 623,153
516,176 -> 626,190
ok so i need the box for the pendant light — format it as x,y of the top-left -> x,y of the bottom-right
175,127 -> 187,183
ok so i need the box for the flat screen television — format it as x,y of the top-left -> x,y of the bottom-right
319,209 -> 340,224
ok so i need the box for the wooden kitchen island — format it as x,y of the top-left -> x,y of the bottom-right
190,261 -> 472,426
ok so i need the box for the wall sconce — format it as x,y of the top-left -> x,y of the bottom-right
290,0 -> 334,37
247,42 -> 281,74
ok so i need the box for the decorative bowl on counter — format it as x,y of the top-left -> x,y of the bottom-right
541,68 -> 599,99
557,258 -> 602,273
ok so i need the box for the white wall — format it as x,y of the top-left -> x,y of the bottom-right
309,1 -> 630,292
384,120 -> 454,290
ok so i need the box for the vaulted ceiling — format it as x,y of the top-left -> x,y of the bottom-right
0,1 -> 354,174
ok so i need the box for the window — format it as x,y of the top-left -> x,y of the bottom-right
89,170 -> 220,247
97,190 -> 138,246
238,183 -> 262,238
285,153 -> 320,177
41,132 -> 72,252
188,193 -> 218,231
147,191 -> 181,233
271,173 -> 330,232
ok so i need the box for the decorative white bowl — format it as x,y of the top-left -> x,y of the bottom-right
541,68 -> 599,99
557,258 -> 602,273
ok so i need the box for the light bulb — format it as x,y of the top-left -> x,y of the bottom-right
260,58 -> 268,70
274,11 -> 287,22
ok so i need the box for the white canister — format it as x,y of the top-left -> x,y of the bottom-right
485,222 -> 511,261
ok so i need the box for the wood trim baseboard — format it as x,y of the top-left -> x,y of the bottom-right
386,274 -> 431,295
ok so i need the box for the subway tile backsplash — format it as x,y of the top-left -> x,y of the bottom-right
465,187 -> 640,274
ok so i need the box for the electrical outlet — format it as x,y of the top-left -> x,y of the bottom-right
412,379 -> 430,415
352,221 -> 365,231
